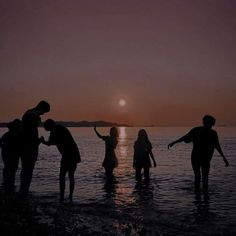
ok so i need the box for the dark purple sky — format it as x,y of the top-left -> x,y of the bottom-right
1,0 -> 236,125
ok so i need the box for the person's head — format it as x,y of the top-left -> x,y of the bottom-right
137,129 -> 149,142
110,127 -> 118,138
203,115 -> 216,128
35,100 -> 50,114
44,119 -> 55,131
7,119 -> 21,131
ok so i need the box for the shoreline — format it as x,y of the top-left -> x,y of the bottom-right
1,189 -> 235,236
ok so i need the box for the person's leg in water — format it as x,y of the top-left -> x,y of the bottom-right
202,162 -> 210,195
144,167 -> 150,182
135,168 -> 142,182
105,168 -> 114,180
20,159 -> 36,196
191,158 -> 201,192
20,149 -> 38,196
68,163 -> 77,202
59,164 -> 67,203
11,157 -> 19,192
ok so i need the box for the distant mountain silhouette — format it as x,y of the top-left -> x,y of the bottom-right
54,120 -> 129,127
0,121 -> 129,128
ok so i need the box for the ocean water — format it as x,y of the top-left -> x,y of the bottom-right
0,127 -> 236,234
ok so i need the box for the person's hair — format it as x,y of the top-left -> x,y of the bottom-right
110,127 -> 118,138
44,119 -> 55,131
203,115 -> 216,127
36,100 -> 50,112
137,129 -> 150,143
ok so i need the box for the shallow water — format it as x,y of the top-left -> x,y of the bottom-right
0,127 -> 236,234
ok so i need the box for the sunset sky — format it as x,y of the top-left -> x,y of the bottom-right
1,0 -> 236,126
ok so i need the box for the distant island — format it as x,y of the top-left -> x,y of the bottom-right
0,120 -> 129,128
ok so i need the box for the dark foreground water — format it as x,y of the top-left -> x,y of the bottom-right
0,127 -> 236,235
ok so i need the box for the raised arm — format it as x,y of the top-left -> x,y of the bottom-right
93,126 -> 104,139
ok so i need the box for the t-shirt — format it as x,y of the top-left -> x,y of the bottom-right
133,140 -> 152,168
183,126 -> 219,160
48,125 -> 81,163
22,108 -> 41,147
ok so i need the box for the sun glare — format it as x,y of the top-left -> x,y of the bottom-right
118,99 -> 126,107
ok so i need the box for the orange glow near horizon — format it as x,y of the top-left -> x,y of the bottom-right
0,1 -> 235,126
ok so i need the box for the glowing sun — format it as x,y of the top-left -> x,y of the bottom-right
118,99 -> 126,107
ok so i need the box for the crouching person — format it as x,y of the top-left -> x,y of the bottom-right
42,119 -> 81,203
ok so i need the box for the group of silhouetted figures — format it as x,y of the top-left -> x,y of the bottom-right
0,100 -> 229,202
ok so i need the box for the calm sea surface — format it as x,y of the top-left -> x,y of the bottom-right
0,127 -> 236,234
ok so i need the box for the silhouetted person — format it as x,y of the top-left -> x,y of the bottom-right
0,119 -> 22,193
94,126 -> 118,178
20,100 -> 50,196
168,115 -> 229,193
133,129 -> 156,182
42,119 -> 81,203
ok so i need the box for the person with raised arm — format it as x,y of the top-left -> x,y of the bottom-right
94,126 -> 118,179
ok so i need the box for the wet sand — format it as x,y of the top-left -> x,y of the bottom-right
1,189 -> 235,236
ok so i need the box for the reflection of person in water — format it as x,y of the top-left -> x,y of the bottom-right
42,119 -> 81,203
0,119 -> 22,193
168,115 -> 229,193
94,126 -> 118,178
133,129 -> 156,182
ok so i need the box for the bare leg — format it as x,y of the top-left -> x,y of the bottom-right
135,168 -> 142,182
144,167 -> 150,182
59,165 -> 67,203
192,159 -> 201,191
68,171 -> 75,202
202,163 -> 210,194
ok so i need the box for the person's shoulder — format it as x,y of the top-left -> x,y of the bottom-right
1,131 -> 9,140
210,129 -> 218,136
22,108 -> 38,119
54,124 -> 66,132
188,126 -> 201,133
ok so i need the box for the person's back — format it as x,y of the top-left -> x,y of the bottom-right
133,129 -> 156,182
49,124 -> 81,163
184,126 -> 219,161
22,108 -> 40,145
0,119 -> 22,193
94,126 -> 118,178
134,140 -> 152,168
1,129 -> 21,158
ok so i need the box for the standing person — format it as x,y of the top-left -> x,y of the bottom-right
133,129 -> 156,182
0,119 -> 22,193
42,119 -> 81,203
94,126 -> 118,178
20,100 -> 50,196
168,115 -> 229,193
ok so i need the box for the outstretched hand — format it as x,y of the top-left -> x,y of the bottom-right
39,136 -> 45,144
225,159 -> 229,167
